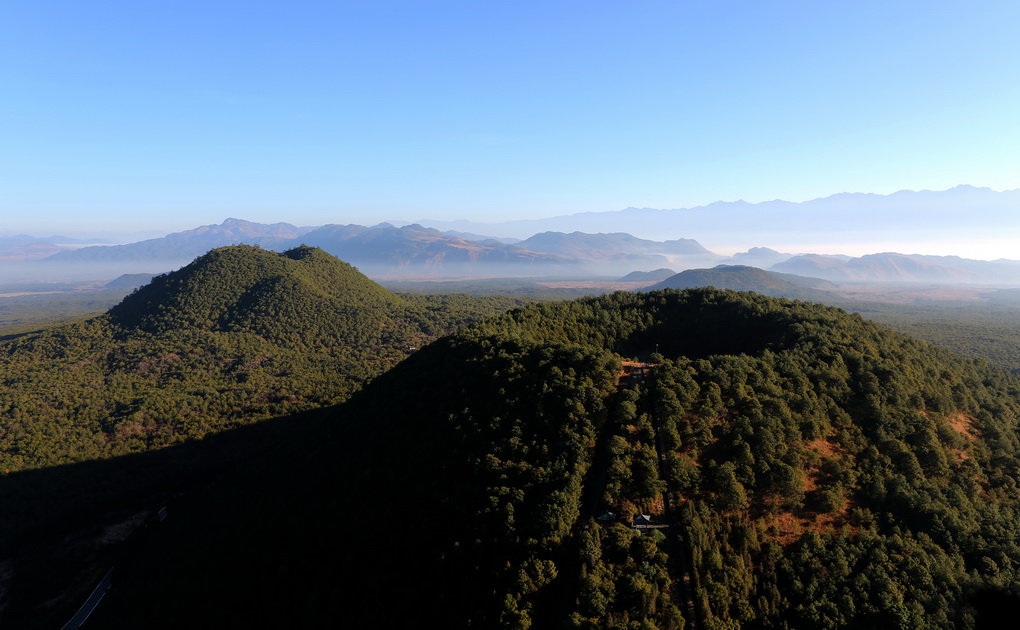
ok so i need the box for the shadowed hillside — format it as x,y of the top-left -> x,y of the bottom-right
85,289 -> 1020,629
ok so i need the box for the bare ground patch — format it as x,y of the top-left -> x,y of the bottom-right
946,412 -> 979,440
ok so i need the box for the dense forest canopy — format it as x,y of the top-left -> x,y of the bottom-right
68,288 -> 1020,629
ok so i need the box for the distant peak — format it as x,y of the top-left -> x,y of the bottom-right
221,217 -> 254,227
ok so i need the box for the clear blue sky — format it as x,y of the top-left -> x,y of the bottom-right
3,0 -> 1019,234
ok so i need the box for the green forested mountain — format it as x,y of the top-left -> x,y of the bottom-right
0,245 -> 522,474
79,288 -> 1020,629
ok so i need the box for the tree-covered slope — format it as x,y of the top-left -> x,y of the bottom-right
89,289 -> 1020,629
0,245 -> 521,473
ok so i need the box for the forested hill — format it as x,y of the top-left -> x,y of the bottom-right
109,244 -> 403,336
0,245 -> 523,473
647,264 -> 835,301
96,289 -> 1020,629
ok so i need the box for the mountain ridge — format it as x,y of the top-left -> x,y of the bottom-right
42,218 -> 312,264
19,184 -> 1020,282
33,218 -> 1020,284
37,221 -> 726,275
408,185 -> 1020,253
772,252 -> 1020,284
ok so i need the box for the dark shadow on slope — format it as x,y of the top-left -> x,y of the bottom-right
0,409 -> 325,630
621,290 -> 804,360
971,588 -> 1020,629
87,334 -> 619,629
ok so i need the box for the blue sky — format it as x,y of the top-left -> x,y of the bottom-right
2,0 -> 1019,234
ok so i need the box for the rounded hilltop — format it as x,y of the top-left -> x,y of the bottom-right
108,244 -> 403,335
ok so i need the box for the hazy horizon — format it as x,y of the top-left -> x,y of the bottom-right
3,183 -> 1018,261
4,1 -> 1019,244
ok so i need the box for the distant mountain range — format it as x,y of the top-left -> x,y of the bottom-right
39,219 -> 727,276
14,185 -> 1020,284
296,223 -> 571,272
407,185 -> 1020,253
772,252 -> 1020,284
41,218 -> 311,263
516,231 -> 721,269
0,233 -> 111,262
28,217 -> 1020,284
